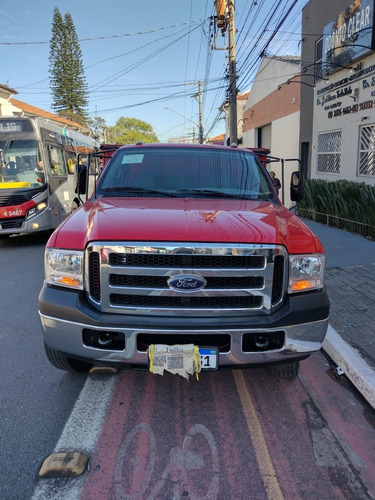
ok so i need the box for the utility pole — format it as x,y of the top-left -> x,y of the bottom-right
191,81 -> 204,144
227,1 -> 237,145
214,0 -> 238,145
197,81 -> 204,144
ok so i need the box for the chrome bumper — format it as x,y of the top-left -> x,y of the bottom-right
39,313 -> 329,367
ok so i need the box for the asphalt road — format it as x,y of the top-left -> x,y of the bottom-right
0,232 -> 87,500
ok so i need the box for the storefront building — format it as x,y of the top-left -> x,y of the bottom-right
301,0 -> 375,186
242,56 -> 301,207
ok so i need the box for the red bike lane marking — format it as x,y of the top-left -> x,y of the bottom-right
299,352 -> 375,496
80,371 -> 157,499
233,370 -> 284,499
242,355 -> 370,500
80,368 -> 307,499
79,358 -> 372,499
80,369 -> 266,499
206,370 -> 267,497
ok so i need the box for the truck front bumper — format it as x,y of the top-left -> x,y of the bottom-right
39,285 -> 330,369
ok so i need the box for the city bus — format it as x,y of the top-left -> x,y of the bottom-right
0,116 -> 99,237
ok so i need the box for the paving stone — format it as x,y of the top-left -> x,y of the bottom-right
326,263 -> 375,366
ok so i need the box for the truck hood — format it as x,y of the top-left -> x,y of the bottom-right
49,197 -> 324,254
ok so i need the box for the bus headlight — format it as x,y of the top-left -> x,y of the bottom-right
27,200 -> 48,219
45,249 -> 84,289
288,254 -> 325,293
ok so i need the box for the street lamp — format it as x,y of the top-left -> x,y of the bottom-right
163,107 -> 203,144
277,79 -> 316,90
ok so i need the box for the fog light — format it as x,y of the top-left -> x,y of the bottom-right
31,223 -> 39,229
255,335 -> 269,350
98,333 -> 113,346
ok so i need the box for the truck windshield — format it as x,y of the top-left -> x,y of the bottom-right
97,147 -> 275,200
0,139 -> 45,189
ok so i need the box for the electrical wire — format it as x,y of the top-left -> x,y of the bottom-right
14,1 -> 309,141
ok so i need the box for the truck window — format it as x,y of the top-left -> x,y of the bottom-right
97,147 -> 274,200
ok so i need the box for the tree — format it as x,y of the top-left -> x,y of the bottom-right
85,116 -> 107,142
49,7 -> 88,125
106,117 -> 159,144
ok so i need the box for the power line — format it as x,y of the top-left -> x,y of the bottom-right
0,18 -> 210,45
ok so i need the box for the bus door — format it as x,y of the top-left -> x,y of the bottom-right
44,143 -> 70,226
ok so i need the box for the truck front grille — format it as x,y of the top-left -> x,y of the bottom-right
110,293 -> 262,308
86,243 -> 287,317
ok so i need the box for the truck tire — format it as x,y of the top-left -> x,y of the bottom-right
270,360 -> 299,378
44,343 -> 92,373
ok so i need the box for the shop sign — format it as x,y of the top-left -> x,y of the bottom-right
322,0 -> 374,74
315,61 -> 375,119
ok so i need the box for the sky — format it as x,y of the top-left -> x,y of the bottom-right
0,0 -> 308,142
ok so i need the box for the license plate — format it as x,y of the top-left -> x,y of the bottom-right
199,347 -> 218,370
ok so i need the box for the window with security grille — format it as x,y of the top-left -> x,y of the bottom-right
317,131 -> 342,174
359,125 -> 375,176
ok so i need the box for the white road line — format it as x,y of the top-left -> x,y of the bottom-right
32,374 -> 117,500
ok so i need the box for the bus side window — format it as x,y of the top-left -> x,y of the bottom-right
48,145 -> 67,176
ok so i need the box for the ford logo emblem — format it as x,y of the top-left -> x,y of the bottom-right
167,274 -> 207,293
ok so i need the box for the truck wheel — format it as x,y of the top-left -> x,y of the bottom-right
44,343 -> 92,373
270,361 -> 299,378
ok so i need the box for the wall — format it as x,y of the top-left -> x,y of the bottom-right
311,52 -> 375,186
300,0 -> 360,177
242,57 -> 301,207
0,94 -> 15,116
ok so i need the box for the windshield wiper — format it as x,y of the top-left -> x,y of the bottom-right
176,189 -> 261,200
101,186 -> 180,198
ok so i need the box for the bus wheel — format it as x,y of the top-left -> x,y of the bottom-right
270,360 -> 299,378
44,343 -> 92,373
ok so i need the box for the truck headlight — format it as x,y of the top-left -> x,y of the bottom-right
288,254 -> 325,293
45,249 -> 84,289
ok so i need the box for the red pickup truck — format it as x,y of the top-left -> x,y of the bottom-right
38,143 -> 329,378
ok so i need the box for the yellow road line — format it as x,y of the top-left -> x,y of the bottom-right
234,370 -> 284,500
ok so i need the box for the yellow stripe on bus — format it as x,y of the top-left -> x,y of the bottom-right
0,182 -> 31,188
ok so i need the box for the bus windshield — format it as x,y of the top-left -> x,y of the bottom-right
0,138 -> 45,188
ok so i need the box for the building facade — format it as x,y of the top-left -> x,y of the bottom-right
0,84 -> 89,133
300,0 -> 375,186
242,56 -> 301,207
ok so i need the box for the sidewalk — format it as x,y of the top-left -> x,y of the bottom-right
301,219 -> 375,409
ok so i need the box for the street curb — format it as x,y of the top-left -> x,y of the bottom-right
323,325 -> 375,410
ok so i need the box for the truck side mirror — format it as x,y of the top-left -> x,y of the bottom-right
74,164 -> 88,195
290,171 -> 304,202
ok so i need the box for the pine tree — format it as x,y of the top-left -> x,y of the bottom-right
49,7 -> 88,124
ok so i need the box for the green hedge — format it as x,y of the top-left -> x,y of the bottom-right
297,179 -> 375,226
